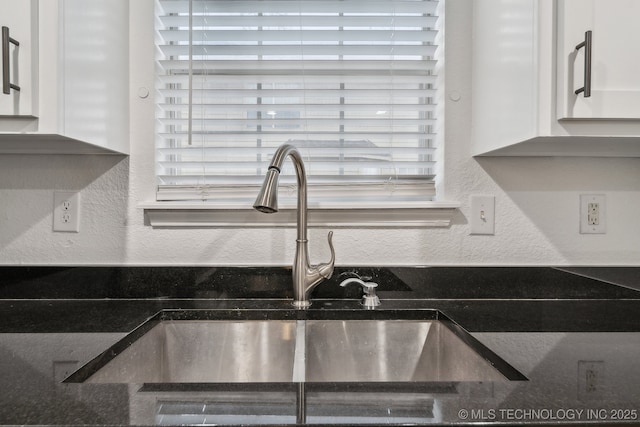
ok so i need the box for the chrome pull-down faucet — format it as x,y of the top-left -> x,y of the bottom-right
253,144 -> 335,308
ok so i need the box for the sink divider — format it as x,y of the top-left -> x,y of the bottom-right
293,320 -> 307,423
292,320 -> 307,383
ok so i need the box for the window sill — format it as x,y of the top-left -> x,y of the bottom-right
140,201 -> 460,228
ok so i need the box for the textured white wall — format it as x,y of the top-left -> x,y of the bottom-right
0,0 -> 638,266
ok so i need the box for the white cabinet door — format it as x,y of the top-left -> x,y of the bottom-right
0,0 -> 36,117
57,0 -> 129,154
473,0 -> 640,157
0,0 -> 129,154
557,0 -> 640,119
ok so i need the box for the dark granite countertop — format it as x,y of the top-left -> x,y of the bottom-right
1,266 -> 640,426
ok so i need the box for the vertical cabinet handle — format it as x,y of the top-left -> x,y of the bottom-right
574,30 -> 592,97
2,26 -> 20,95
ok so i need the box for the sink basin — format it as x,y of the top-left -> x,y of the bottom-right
306,320 -> 506,382
65,309 -> 526,384
82,320 -> 297,383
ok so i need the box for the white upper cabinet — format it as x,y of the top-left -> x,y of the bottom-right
557,0 -> 640,119
472,0 -> 640,157
0,0 -> 37,120
0,0 -> 129,155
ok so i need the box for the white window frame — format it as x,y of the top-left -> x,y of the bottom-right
142,0 -> 458,227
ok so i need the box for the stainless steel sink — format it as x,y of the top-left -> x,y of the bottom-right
65,310 -> 526,384
306,320 -> 506,382
83,320 -> 297,383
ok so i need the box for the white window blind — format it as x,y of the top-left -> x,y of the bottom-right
155,0 -> 441,204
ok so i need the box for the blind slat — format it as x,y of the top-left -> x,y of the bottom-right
159,118 -> 436,127
158,0 -> 438,15
159,74 -> 437,85
160,29 -> 437,43
158,104 -> 437,114
158,176 -> 435,185
156,180 -> 436,202
158,131 -> 436,141
157,146 -> 436,156
159,15 -> 437,28
158,88 -> 436,98
159,44 -> 437,58
159,160 -> 435,169
158,59 -> 437,74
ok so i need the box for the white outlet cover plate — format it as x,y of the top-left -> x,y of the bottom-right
53,191 -> 80,232
580,194 -> 606,234
470,195 -> 495,235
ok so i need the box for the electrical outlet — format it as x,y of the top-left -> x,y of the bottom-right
578,360 -> 605,400
588,202 -> 600,225
470,195 -> 495,235
53,191 -> 80,232
580,194 -> 606,234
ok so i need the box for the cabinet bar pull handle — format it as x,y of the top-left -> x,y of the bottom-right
2,26 -> 20,95
574,30 -> 592,97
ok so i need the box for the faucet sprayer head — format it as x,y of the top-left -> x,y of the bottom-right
253,168 -> 280,213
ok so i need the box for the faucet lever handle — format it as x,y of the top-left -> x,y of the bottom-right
326,230 -> 335,262
316,231 -> 335,279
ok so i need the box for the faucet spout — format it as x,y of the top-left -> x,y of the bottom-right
253,144 -> 336,308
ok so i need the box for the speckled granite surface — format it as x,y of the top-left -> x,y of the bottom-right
0,266 -> 639,426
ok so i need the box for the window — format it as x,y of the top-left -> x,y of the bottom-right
155,0 -> 442,206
